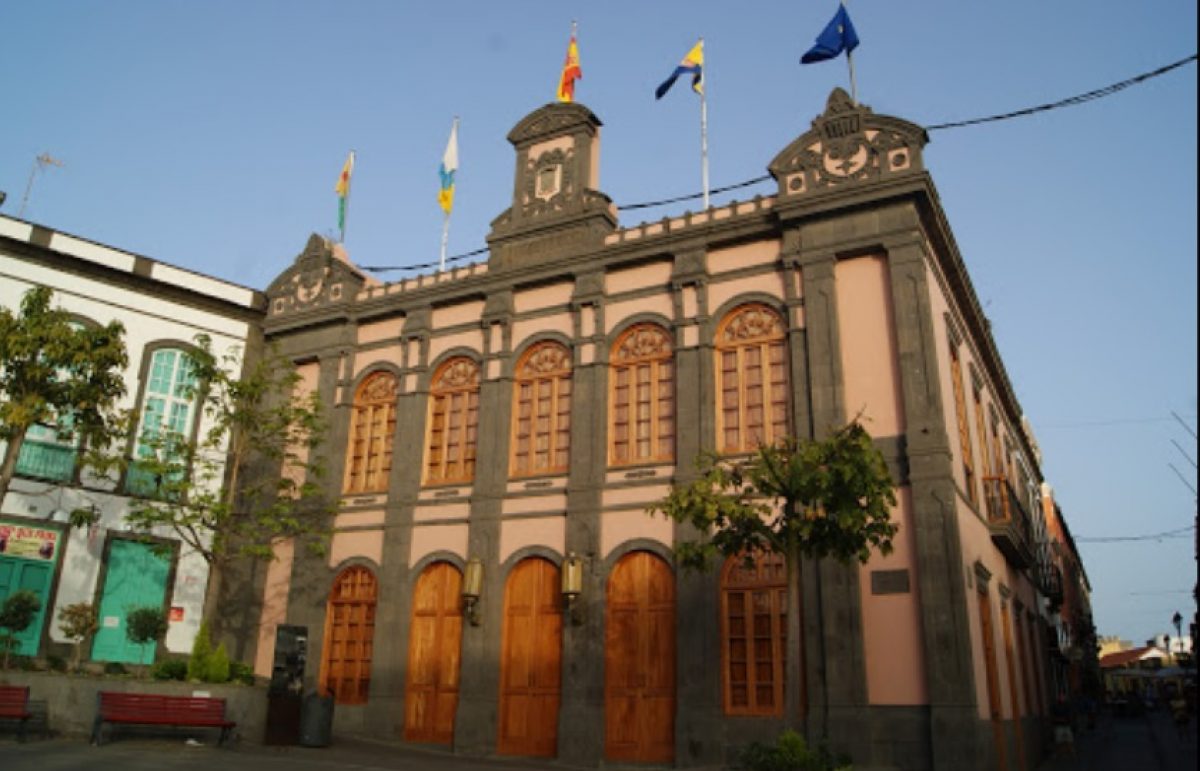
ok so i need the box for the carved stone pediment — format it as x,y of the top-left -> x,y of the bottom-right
768,88 -> 928,200
508,102 -> 602,145
488,102 -> 616,272
267,234 -> 369,317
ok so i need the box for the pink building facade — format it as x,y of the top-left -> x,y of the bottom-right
240,90 -> 1076,771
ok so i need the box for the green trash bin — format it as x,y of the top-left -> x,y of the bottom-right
299,692 -> 334,747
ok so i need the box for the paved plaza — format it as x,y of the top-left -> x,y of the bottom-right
1,708 -> 1194,771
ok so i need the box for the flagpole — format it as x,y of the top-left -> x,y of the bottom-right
699,37 -> 710,210
847,50 -> 858,105
841,0 -> 857,105
439,213 -> 450,272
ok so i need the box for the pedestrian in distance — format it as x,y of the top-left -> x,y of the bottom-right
1051,694 -> 1076,758
1169,691 -> 1189,739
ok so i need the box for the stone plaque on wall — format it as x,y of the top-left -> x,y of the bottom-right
870,568 -> 911,595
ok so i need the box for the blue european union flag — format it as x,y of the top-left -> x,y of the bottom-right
801,4 -> 860,64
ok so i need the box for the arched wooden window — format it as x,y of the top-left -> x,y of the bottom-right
720,551 -> 788,716
425,358 -> 480,485
715,304 -> 789,452
948,342 -> 977,507
319,566 -> 377,704
344,371 -> 397,493
610,324 -> 674,465
511,342 -> 572,477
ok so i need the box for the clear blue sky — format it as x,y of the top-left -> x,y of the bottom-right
2,1 -> 1196,645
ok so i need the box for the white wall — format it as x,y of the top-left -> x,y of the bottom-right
0,229 -> 258,656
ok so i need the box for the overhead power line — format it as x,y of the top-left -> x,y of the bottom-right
925,53 -> 1197,131
364,53 -> 1197,274
1075,524 -> 1196,544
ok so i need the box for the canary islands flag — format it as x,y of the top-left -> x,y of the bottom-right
438,119 -> 459,215
557,30 -> 583,103
801,4 -> 859,64
335,150 -> 354,237
655,40 -> 704,100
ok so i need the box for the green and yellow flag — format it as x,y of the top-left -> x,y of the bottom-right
334,150 -> 355,241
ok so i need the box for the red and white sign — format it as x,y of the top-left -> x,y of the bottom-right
0,523 -> 59,561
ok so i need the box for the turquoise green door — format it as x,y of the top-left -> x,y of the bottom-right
0,557 -> 53,656
91,540 -> 171,664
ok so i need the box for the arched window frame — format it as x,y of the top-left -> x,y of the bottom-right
344,370 -> 398,494
609,323 -> 674,466
424,357 -> 480,485
714,304 -> 789,453
125,342 -> 202,496
720,550 -> 788,716
319,564 -> 378,705
510,341 -> 572,477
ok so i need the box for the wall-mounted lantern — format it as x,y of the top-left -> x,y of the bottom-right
462,557 -> 483,626
562,552 -> 584,625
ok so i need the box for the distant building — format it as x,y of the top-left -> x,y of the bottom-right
236,90 -> 1086,770
1099,644 -> 1172,701
0,214 -> 263,663
1041,484 -> 1098,699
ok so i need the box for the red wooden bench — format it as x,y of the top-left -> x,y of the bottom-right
91,691 -> 236,746
0,684 -> 32,741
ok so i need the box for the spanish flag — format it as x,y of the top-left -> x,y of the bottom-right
556,27 -> 582,103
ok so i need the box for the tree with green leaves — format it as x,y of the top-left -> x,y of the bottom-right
0,286 -> 128,508
124,334 -> 329,627
0,590 -> 42,668
648,420 -> 898,739
125,605 -> 168,665
57,601 -> 99,671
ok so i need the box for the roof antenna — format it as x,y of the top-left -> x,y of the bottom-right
18,152 -> 64,218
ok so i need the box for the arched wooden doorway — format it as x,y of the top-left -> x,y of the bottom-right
605,550 -> 675,763
318,565 -> 377,704
497,557 -> 562,757
404,561 -> 463,744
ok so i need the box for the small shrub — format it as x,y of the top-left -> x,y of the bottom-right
229,660 -> 256,686
738,730 -> 852,771
125,606 -> 167,666
125,606 -> 168,645
188,621 -> 214,681
151,658 -> 188,681
208,642 -> 231,683
46,654 -> 69,672
103,661 -> 129,676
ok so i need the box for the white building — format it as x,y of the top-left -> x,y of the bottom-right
0,213 -> 263,664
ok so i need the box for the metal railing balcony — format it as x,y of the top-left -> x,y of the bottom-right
1041,563 -> 1064,608
14,439 -> 76,482
982,475 -> 1035,569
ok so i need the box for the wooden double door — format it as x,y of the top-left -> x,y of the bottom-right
491,552 -> 676,762
605,551 -> 676,764
404,562 -> 463,744
497,557 -> 563,757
